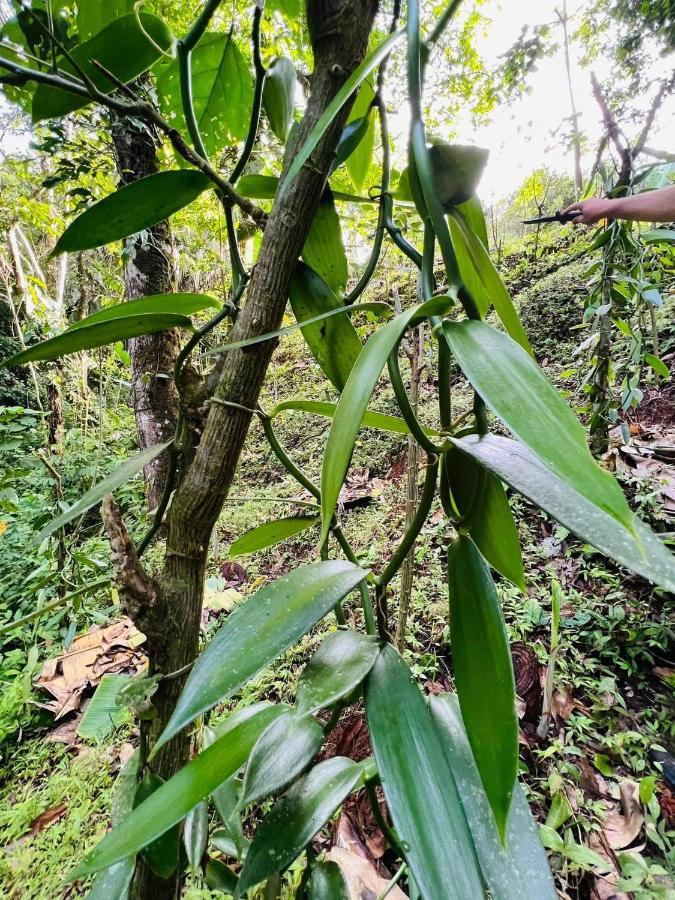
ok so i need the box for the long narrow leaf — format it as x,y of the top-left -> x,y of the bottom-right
447,535 -> 518,839
68,293 -> 220,331
320,297 -> 451,543
271,399 -> 439,437
155,561 -> 368,751
204,301 -> 390,357
281,30 -> 405,194
37,441 -> 172,542
3,315 -> 191,367
365,645 -> 483,898
228,516 -> 318,559
430,694 -> 557,900
443,320 -> 633,530
68,705 -> 284,880
454,433 -> 675,592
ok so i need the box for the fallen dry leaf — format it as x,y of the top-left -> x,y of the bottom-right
327,847 -> 407,900
46,716 -> 81,746
5,803 -> 68,851
603,779 -> 644,850
588,832 -> 629,900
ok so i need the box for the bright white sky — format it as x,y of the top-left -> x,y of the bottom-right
1,0 -> 673,200
456,0 -> 675,200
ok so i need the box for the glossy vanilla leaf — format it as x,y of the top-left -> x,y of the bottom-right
241,710 -> 323,806
343,79 -> 376,191
320,296 -> 451,543
333,117 -> 370,173
448,211 -> 531,352
456,195 -> 489,249
301,192 -> 349,297
272,399 -> 439,437
205,858 -> 239,893
430,694 -> 557,900
133,774 -> 180,879
229,515 -> 318,559
237,757 -> 364,893
447,535 -> 518,838
156,561 -> 367,750
365,644 -> 483,898
288,262 -> 361,390
53,171 -> 211,254
67,293 -> 219,331
184,801 -> 209,873
308,859 -> 350,899
443,320 -> 633,529
77,674 -> 130,741
37,441 -> 172,542
453,433 -> 675,593
445,448 -> 525,590
263,56 -> 295,142
296,629 -> 379,715
32,14 -> 173,121
237,173 -> 375,205
157,32 -> 253,155
68,706 -> 283,879
4,314 -> 191,367
428,143 -> 489,209
282,29 -> 405,193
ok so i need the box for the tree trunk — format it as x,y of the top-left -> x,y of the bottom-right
558,1 -> 583,194
105,4 -> 379,899
111,105 -> 180,513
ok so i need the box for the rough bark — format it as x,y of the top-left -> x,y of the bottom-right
106,4 -> 379,898
111,104 -> 180,512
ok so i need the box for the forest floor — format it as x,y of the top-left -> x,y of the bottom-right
0,246 -> 674,899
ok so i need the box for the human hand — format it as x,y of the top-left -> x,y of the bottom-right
562,198 -> 614,225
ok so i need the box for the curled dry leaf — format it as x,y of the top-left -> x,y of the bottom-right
326,847 -> 408,900
587,832 -> 628,900
602,779 -> 644,850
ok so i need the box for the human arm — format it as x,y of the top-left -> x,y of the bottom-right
563,185 -> 675,224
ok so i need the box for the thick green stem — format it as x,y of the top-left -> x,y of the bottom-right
387,348 -> 439,454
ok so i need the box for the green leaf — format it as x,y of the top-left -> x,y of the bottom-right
445,448 -> 525,590
3,314 -> 191,367
156,561 -> 367,751
77,674 -> 130,742
263,56 -> 295,142
430,694 -> 557,900
365,644 -> 483,899
157,32 -> 253,157
447,535 -> 518,839
85,750 -> 139,899
289,262 -> 361,390
205,858 -> 239,893
301,191 -> 349,297
456,195 -> 489,249
237,757 -> 364,894
53,171 -> 211,254
133,774 -> 180,879
205,301 -> 390,357
344,79 -> 376,192
296,629 -> 379,715
641,228 -> 675,243
428,143 -> 489,209
271,399 -> 439,437
443,320 -> 632,529
32,14 -> 173,121
308,859 -> 350,899
69,705 -> 283,879
37,441 -> 172,542
77,0 -> 133,40
448,211 -> 532,353
67,293 -> 220,331
644,353 -> 670,379
320,296 -> 451,543
454,433 -> 675,593
229,516 -> 318,559
241,710 -> 323,806
184,801 -> 209,873
281,29 -> 405,194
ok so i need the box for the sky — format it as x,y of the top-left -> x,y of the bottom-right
1,0 -> 673,200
